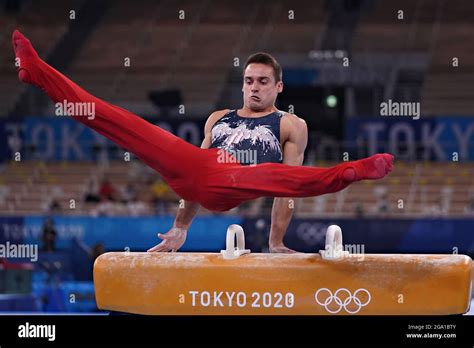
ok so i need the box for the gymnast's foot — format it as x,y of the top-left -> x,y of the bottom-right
12,30 -> 41,85
341,153 -> 394,182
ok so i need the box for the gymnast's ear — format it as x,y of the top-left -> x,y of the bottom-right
276,80 -> 283,93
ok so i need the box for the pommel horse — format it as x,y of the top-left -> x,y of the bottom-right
94,225 -> 472,315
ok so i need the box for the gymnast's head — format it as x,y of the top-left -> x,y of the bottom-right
242,52 -> 283,112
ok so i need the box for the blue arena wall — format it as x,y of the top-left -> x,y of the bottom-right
1,116 -> 474,161
1,216 -> 473,255
345,116 -> 474,161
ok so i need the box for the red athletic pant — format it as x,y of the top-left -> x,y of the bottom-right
13,31 -> 393,212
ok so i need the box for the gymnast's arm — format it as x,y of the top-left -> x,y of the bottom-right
147,110 -> 228,252
269,116 -> 308,253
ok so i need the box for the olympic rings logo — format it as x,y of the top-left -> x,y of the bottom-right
295,222 -> 327,246
314,288 -> 371,314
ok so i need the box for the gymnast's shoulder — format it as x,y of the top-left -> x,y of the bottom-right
204,109 -> 230,132
280,111 -> 308,132
205,109 -> 230,126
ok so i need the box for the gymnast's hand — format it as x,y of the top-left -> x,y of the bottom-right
147,227 -> 187,252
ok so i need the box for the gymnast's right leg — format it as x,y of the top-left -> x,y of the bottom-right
193,152 -> 394,211
12,30 -> 207,199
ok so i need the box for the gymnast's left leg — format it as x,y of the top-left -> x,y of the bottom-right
12,30 -> 213,201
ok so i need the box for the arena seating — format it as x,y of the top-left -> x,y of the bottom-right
1,160 -> 473,218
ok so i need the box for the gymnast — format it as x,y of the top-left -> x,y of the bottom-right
12,30 -> 393,253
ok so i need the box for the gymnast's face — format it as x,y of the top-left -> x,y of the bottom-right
242,63 -> 283,112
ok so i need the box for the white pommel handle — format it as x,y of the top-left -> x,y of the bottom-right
221,224 -> 251,260
319,224 -> 349,260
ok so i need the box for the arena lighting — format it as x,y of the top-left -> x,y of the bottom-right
325,94 -> 338,108
308,50 -> 347,60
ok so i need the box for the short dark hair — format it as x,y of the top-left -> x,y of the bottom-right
244,52 -> 282,83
